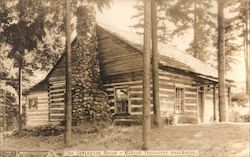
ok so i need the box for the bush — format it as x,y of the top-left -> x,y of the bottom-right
72,121 -> 111,134
165,115 -> 174,125
241,115 -> 250,122
12,124 -> 64,137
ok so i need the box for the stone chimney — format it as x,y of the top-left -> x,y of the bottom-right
71,5 -> 110,125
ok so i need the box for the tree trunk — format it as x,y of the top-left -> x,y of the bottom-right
193,0 -> 198,59
18,64 -> 22,136
217,0 -> 227,122
248,1 -> 250,96
245,3 -> 249,95
151,0 -> 161,127
248,1 -> 250,102
142,0 -> 151,150
65,0 -> 72,146
213,84 -> 217,121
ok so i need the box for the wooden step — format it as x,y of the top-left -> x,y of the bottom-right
113,118 -> 138,126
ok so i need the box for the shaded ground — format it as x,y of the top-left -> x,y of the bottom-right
2,123 -> 250,157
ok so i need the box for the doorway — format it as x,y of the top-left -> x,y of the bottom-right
197,88 -> 205,123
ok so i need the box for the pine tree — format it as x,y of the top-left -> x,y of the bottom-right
151,0 -> 161,127
131,0 -> 172,43
65,0 -> 72,146
225,0 -> 250,93
142,0 -> 151,150
0,0 -> 48,135
168,0 -> 216,61
218,0 -> 227,122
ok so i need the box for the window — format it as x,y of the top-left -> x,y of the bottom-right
175,87 -> 185,112
115,87 -> 129,114
29,98 -> 38,110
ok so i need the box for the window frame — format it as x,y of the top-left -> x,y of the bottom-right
174,84 -> 185,113
114,86 -> 130,114
28,97 -> 38,110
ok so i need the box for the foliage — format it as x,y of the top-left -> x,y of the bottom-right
131,0 -> 217,61
131,0 -> 244,72
0,0 -> 66,92
224,0 -> 250,71
0,0 -> 112,90
72,121 -> 112,134
12,124 -> 64,137
164,115 -> 174,125
167,0 -> 216,62
131,0 -> 173,43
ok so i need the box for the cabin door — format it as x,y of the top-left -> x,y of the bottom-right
197,89 -> 205,123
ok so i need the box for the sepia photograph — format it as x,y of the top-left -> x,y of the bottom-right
0,0 -> 249,156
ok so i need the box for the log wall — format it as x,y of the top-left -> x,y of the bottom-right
97,27 -> 143,77
158,69 -> 198,123
26,92 -> 49,126
48,57 -> 66,124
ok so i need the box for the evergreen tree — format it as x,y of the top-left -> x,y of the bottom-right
131,0 -> 172,43
225,0 -> 250,92
218,0 -> 227,122
0,0 -> 48,135
167,0 -> 216,61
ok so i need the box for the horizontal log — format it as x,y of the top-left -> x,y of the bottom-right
49,88 -> 65,94
49,85 -> 65,91
27,93 -> 48,98
26,116 -> 48,120
27,111 -> 49,118
130,111 -> 154,115
49,97 -> 64,102
185,105 -> 197,111
37,101 -> 49,105
103,81 -> 142,87
104,68 -> 143,76
49,76 -> 66,82
184,102 -> 197,106
50,107 -> 64,111
185,99 -> 197,103
26,122 -> 49,126
50,113 -> 64,117
50,110 -> 64,114
26,119 -> 49,123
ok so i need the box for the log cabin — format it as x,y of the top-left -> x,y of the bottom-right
24,24 -> 233,126
24,7 -> 233,126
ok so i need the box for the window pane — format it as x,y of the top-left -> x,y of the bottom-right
29,98 -> 38,109
116,88 -> 128,100
175,88 -> 184,111
115,88 -> 129,113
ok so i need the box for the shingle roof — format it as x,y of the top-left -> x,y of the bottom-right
27,23 -> 232,94
98,23 -> 219,81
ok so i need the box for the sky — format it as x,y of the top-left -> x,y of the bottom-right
96,0 -> 246,91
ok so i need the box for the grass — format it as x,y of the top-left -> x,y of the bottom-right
2,123 -> 250,157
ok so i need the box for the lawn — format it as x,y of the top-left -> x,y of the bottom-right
2,123 -> 250,157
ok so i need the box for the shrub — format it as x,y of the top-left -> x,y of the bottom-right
165,115 -> 174,125
72,121 -> 111,134
12,124 -> 64,137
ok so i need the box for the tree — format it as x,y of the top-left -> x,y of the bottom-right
142,0 -> 151,150
224,0 -> 250,93
131,0 -> 172,43
168,0 -> 216,61
0,0 -> 47,135
217,0 -> 227,122
65,0 -> 72,146
0,0 -> 111,139
151,0 -> 161,127
63,0 -> 111,146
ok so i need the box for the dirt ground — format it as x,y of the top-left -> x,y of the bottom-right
2,123 -> 250,157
